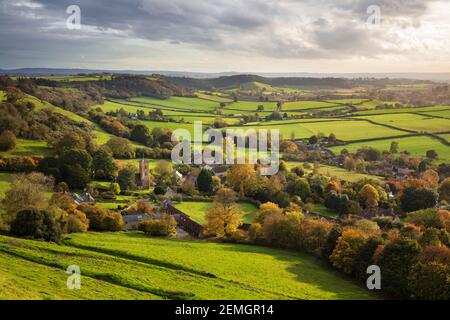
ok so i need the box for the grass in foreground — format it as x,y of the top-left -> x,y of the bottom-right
0,232 -> 377,300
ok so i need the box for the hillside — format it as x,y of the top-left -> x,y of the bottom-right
0,232 -> 378,300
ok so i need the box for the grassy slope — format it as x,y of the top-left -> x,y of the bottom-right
0,172 -> 12,199
174,201 -> 258,225
59,232 -> 377,300
329,136 -> 450,163
0,139 -> 51,158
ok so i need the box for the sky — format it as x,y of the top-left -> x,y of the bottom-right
0,0 -> 449,73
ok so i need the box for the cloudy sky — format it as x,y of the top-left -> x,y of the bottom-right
0,0 -> 449,72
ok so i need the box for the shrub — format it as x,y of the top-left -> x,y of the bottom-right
138,215 -> 177,237
0,130 -> 17,151
408,246 -> 450,300
405,208 -> 444,230
255,202 -> 282,223
10,209 -> 62,242
77,204 -> 123,231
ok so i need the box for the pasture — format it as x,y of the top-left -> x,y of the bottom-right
329,136 -> 450,163
0,139 -> 51,158
174,201 -> 258,225
361,113 -> 450,133
0,172 -> 12,199
231,120 -> 406,141
130,96 -> 221,111
282,101 -> 337,111
354,105 -> 450,116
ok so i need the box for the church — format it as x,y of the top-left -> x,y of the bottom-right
135,157 -> 150,189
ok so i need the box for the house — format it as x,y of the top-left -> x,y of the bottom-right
359,207 -> 399,221
72,192 -> 95,205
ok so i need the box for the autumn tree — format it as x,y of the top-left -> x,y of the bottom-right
438,177 -> 450,202
2,172 -> 53,221
330,228 -> 367,274
5,87 -> 25,103
328,133 -> 337,144
358,184 -> 380,208
343,156 -> 356,171
205,188 -> 243,238
255,202 -> 283,223
226,164 -> 257,197
280,140 -> 298,154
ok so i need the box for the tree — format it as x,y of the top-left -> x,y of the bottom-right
390,141 -> 399,153
328,133 -> 337,144
226,164 -> 257,197
0,130 -> 16,151
352,236 -> 384,281
60,149 -> 93,172
54,133 -> 86,154
106,137 -> 135,158
110,182 -> 121,195
438,177 -> 450,202
255,202 -> 282,223
78,204 -> 123,231
5,87 -> 25,103
63,164 -> 91,189
93,148 -> 116,179
1,172 -> 53,221
378,239 -> 421,298
400,187 -> 438,213
197,169 -> 213,193
117,166 -> 137,191
291,166 -> 305,177
308,135 -> 318,145
426,150 -> 438,160
408,246 -> 450,300
205,191 -> 243,238
343,156 -> 356,171
280,140 -> 298,153
10,209 -> 62,242
131,125 -> 153,146
358,184 -> 380,208
288,178 -> 311,202
330,229 -> 367,274
405,208 -> 444,230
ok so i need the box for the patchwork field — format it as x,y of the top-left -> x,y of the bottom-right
329,136 -> 450,163
354,105 -> 450,116
417,109 -> 450,119
282,101 -> 338,111
361,113 -> 450,133
231,120 -> 406,141
0,232 -> 378,300
174,201 -> 258,225
130,97 -> 221,111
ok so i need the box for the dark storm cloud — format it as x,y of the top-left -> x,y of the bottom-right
0,0 -> 443,68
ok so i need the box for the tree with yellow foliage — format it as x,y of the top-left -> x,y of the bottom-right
255,202 -> 283,223
358,184 -> 380,208
205,188 -> 243,238
226,164 -> 257,197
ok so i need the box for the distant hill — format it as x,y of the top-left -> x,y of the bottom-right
1,68 -> 450,81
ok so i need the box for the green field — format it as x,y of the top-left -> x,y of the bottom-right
353,100 -> 398,110
130,96 -> 221,111
438,133 -> 450,142
417,109 -> 450,119
0,232 -> 378,300
0,139 -> 51,157
231,120 -> 405,141
361,113 -> 450,133
223,101 -> 279,112
354,105 -> 450,116
0,172 -> 12,199
325,99 -> 368,105
174,201 -> 258,225
329,136 -> 450,163
286,162 -> 383,183
282,101 -> 337,111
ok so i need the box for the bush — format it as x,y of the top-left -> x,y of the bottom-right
77,204 -> 123,231
0,130 -> 17,151
408,246 -> 450,300
10,209 -> 62,242
405,208 -> 444,230
138,215 -> 177,237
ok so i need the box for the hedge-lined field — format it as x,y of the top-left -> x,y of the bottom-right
282,101 -> 337,111
354,105 -> 450,115
130,96 -> 221,111
174,201 -> 258,225
361,113 -> 450,133
231,120 -> 405,141
329,135 -> 450,163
